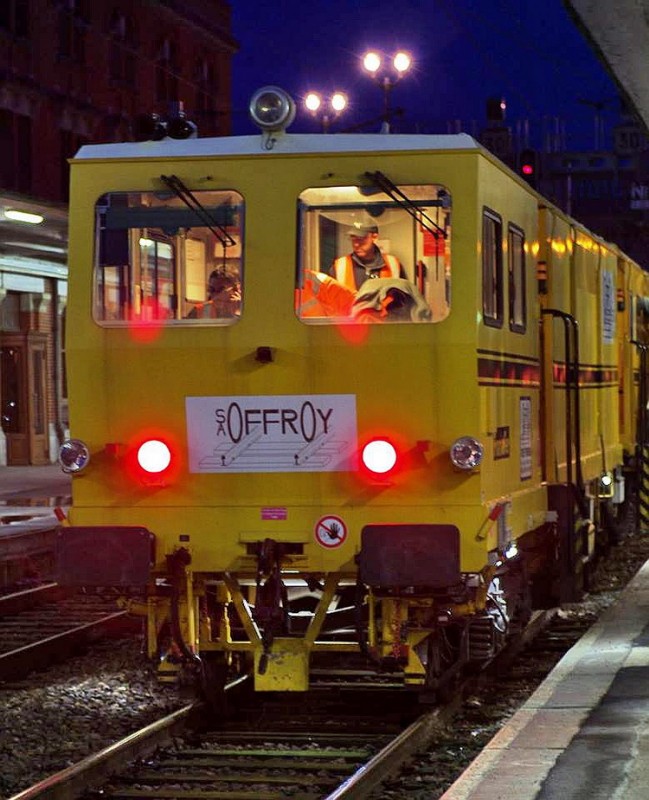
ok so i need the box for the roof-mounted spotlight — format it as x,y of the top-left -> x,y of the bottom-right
166,100 -> 197,140
249,86 -> 296,134
167,111 -> 197,140
132,112 -> 167,142
131,101 -> 198,142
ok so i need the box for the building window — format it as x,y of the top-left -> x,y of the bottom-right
57,0 -> 88,63
155,37 -> 179,104
0,109 -> 32,194
508,224 -> 526,333
195,58 -> 217,123
1,346 -> 22,434
109,11 -> 136,86
61,306 -> 67,401
0,0 -> 30,37
482,208 -> 503,328
0,292 -> 20,331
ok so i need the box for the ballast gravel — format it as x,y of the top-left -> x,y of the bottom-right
0,638 -> 185,798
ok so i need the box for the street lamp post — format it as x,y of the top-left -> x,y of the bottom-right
362,50 -> 412,132
304,91 -> 348,132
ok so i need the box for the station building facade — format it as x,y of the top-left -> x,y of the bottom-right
0,0 -> 236,464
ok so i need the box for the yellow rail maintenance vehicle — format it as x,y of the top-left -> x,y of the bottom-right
56,87 -> 649,704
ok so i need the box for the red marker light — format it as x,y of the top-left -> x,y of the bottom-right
137,439 -> 172,474
522,164 -> 533,175
361,438 -> 398,475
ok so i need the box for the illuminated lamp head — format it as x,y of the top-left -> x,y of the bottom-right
595,470 -> 614,499
137,439 -> 172,474
361,438 -> 398,476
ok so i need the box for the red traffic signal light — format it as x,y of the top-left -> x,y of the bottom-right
518,148 -> 538,185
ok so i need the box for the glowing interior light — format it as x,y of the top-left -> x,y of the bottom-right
137,440 -> 171,473
305,92 -> 321,112
362,439 -> 397,474
363,52 -> 381,73
5,209 -> 44,224
331,92 -> 347,112
393,52 -> 411,73
504,542 -> 519,560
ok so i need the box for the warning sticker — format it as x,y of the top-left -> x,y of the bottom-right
314,515 -> 348,548
261,507 -> 287,520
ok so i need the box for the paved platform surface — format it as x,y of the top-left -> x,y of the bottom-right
0,464 -> 71,528
441,559 -> 649,800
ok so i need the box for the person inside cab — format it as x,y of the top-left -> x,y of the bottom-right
327,222 -> 406,290
297,220 -> 431,323
188,270 -> 241,319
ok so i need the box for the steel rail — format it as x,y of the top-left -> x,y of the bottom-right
0,609 -> 134,681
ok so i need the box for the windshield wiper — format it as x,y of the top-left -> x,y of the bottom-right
364,170 -> 447,239
160,174 -> 236,247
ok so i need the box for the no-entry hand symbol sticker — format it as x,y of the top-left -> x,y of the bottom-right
314,515 -> 348,548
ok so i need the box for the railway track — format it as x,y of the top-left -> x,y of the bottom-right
0,583 -> 139,682
9,690 -> 453,800
1,630 -> 453,800
8,610 -> 566,800
0,519 -> 59,593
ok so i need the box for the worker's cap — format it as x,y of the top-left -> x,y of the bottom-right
346,222 -> 378,237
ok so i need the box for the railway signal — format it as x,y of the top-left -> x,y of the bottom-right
518,148 -> 538,187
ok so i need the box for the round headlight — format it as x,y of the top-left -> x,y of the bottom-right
58,438 -> 91,474
249,86 -> 296,132
450,436 -> 484,470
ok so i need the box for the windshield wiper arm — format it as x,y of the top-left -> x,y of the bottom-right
364,170 -> 447,239
160,174 -> 235,247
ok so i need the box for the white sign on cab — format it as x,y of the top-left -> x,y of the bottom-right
185,394 -> 358,473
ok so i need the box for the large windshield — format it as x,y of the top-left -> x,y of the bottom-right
295,183 -> 451,324
93,189 -> 243,325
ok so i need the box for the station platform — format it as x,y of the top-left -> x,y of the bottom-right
441,559 -> 649,799
0,464 -> 71,528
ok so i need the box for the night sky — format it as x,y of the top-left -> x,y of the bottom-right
230,0 -> 622,150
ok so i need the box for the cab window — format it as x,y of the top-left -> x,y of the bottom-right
296,184 -> 451,324
508,224 -> 526,333
482,208 -> 503,328
93,189 -> 243,325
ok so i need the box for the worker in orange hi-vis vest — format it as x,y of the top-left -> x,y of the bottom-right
328,222 -> 405,291
296,269 -> 356,318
